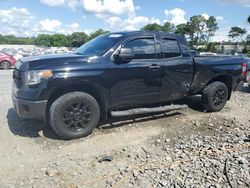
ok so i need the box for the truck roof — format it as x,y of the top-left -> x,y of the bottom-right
109,31 -> 183,40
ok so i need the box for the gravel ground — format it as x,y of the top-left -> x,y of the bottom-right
0,70 -> 249,188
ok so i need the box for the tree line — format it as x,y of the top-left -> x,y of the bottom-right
0,15 -> 249,55
142,15 -> 250,55
0,29 -> 109,47
143,16 -> 218,48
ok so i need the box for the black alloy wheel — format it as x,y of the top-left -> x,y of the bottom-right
50,92 -> 100,140
63,102 -> 91,132
202,81 -> 228,112
213,88 -> 226,106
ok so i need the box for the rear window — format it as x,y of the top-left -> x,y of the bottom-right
161,39 -> 181,58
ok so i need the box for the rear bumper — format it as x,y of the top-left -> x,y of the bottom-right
12,94 -> 47,119
234,81 -> 244,91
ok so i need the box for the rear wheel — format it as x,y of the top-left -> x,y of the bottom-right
202,81 -> 228,112
49,92 -> 100,140
1,61 -> 11,70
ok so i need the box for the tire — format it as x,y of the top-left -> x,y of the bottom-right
1,61 -> 11,70
202,81 -> 228,112
49,92 -> 100,140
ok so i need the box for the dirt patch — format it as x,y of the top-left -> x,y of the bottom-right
0,70 -> 249,187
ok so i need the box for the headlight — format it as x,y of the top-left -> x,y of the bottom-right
25,70 -> 53,86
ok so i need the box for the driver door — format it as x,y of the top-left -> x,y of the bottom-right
109,35 -> 162,109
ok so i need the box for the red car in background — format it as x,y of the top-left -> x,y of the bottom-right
0,52 -> 16,70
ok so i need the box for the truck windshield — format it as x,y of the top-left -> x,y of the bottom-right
75,34 -> 123,56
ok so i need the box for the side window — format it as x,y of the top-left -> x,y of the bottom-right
123,38 -> 156,59
161,39 -> 181,58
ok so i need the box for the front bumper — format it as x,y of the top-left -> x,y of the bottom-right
12,94 -> 47,119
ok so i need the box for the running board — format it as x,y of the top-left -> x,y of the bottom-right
111,104 -> 188,117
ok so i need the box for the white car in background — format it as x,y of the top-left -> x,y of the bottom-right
13,53 -> 23,61
200,52 -> 217,56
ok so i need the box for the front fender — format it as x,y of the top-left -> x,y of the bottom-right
44,76 -> 110,105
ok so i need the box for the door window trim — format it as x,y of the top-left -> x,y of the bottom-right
111,35 -> 157,61
161,37 -> 183,59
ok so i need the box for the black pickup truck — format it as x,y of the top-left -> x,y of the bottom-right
12,31 -> 245,139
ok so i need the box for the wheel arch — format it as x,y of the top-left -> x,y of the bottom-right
205,74 -> 233,100
46,83 -> 108,121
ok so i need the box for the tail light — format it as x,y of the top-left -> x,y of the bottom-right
242,63 -> 247,78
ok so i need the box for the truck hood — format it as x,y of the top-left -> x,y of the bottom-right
18,53 -> 95,71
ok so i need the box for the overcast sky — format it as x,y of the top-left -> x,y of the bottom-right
0,0 -> 249,41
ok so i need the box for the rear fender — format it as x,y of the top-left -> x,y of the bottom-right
204,74 -> 233,100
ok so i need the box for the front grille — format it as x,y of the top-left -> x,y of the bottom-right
13,68 -> 24,88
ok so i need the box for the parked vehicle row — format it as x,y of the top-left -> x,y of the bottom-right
0,47 -> 75,61
12,31 -> 245,140
0,47 -> 76,70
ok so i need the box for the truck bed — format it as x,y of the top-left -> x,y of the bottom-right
191,55 -> 244,94
194,55 -> 244,66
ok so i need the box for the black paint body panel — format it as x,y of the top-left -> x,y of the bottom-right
12,31 -> 244,119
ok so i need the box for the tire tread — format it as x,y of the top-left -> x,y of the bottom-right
50,92 -> 100,140
202,81 -> 228,112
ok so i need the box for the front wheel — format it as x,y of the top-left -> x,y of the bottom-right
202,81 -> 228,112
1,61 -> 11,70
49,92 -> 100,140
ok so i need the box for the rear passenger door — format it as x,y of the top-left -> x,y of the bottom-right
160,37 -> 193,102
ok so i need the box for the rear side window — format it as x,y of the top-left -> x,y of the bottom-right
123,38 -> 155,59
161,39 -> 181,58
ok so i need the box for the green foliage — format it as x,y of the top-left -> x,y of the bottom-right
69,32 -> 89,47
206,42 -> 220,53
247,35 -> 250,44
229,27 -> 247,39
89,29 -> 109,41
0,35 -> 35,45
228,26 -> 248,51
187,15 -> 218,48
142,23 -> 163,31
162,22 -> 175,32
141,22 -> 175,32
141,16 -> 218,49
197,42 -> 220,53
0,29 -> 109,47
34,34 -> 52,46
50,34 -> 70,47
175,24 -> 189,35
34,34 -> 70,47
206,16 -> 218,42
169,15 -> 218,48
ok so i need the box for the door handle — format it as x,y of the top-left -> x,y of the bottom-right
149,64 -> 161,71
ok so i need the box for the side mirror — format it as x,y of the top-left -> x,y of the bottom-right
114,47 -> 134,63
